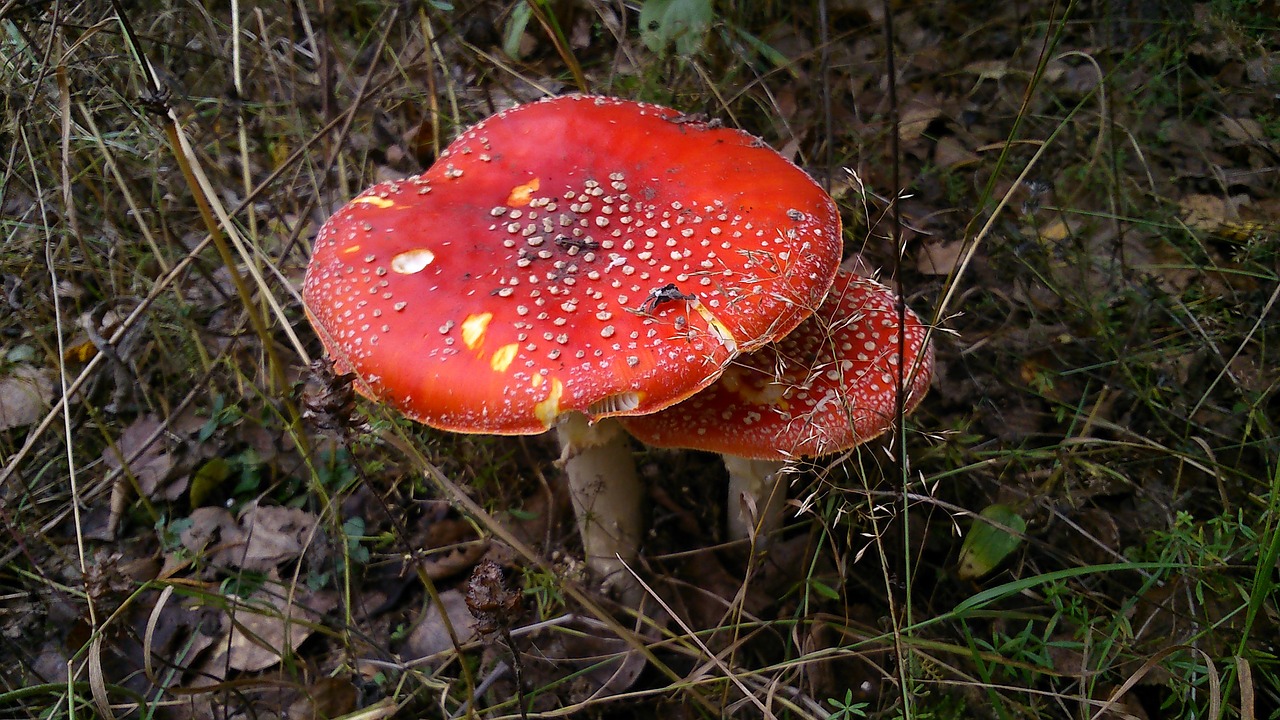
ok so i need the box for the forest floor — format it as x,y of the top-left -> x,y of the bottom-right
1,1 -> 1278,718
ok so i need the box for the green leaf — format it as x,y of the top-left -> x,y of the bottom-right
809,578 -> 841,600
639,0 -> 713,57
189,457 -> 232,508
951,562 -> 1185,615
957,504 -> 1026,580
509,507 -> 539,521
503,1 -> 534,59
343,516 -> 370,564
728,24 -> 796,76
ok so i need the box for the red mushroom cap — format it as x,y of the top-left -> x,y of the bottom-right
303,95 -> 841,434
620,270 -> 933,459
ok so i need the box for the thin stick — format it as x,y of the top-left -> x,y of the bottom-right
879,2 -> 917,716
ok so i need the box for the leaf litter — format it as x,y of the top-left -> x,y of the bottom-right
1,1 -> 1276,717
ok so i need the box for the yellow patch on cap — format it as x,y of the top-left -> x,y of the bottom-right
460,312 -> 493,350
506,178 -> 541,206
721,367 -> 789,408
533,378 -> 563,428
693,300 -> 738,354
353,196 -> 395,209
490,343 -> 519,372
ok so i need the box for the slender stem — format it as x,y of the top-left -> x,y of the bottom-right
556,414 -> 644,601
722,455 -> 788,543
501,627 -> 529,720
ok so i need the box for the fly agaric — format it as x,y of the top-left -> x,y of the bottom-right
621,270 -> 933,541
303,95 -> 841,593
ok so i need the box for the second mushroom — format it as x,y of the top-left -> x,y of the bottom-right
622,270 -> 934,542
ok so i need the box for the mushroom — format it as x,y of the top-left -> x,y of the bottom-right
302,95 -> 841,594
621,270 -> 933,542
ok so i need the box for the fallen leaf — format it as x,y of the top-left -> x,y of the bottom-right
899,93 -> 943,143
1035,218 -> 1073,242
569,13 -> 593,51
964,59 -> 1012,82
188,457 -> 232,509
62,338 -> 97,363
192,579 -> 338,673
180,503 -> 319,571
287,677 -> 359,720
933,136 -> 978,169
540,616 -> 647,701
228,589 -> 336,672
180,506 -> 240,557
916,239 -> 965,275
102,415 -> 177,500
403,589 -> 478,662
101,414 -> 180,538
1219,115 -> 1266,144
957,504 -> 1026,580
416,524 -> 488,580
0,365 -> 53,430
218,503 -> 318,571
1179,193 -> 1246,231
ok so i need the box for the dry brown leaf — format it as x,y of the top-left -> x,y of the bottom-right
403,589 -> 478,662
191,580 -> 338,674
569,13 -> 593,51
1179,193 -> 1246,232
287,677 -> 359,720
102,415 -> 178,500
540,616 -> 647,702
916,239 -> 965,276
180,507 -> 238,553
964,59 -> 1012,82
933,136 -> 978,169
180,503 -> 318,571
0,365 -> 53,431
227,589 -> 337,672
899,93 -> 943,143
1219,115 -> 1266,144
410,515 -> 490,580
220,503 -> 318,571
138,591 -> 224,687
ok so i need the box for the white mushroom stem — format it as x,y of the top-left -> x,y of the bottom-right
723,455 -> 790,543
557,414 -> 644,595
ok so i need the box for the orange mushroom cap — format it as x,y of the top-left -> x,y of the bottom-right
620,271 -> 933,459
303,95 -> 841,435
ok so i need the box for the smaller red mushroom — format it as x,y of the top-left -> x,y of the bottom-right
621,270 -> 933,541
